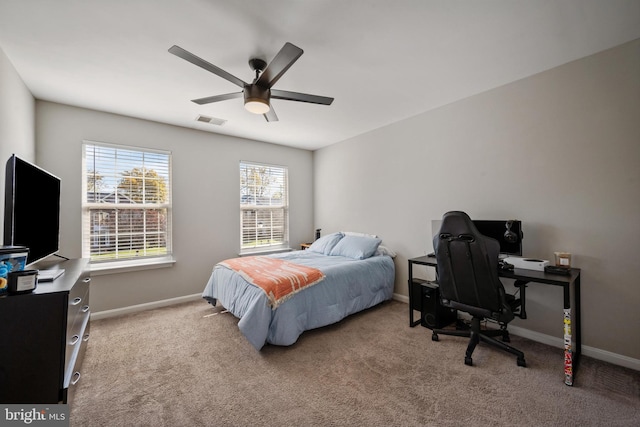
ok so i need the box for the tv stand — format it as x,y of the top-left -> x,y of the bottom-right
0,258 -> 90,404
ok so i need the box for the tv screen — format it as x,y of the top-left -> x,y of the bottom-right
4,154 -> 61,266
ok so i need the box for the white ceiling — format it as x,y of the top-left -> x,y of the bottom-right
1,1 -> 639,151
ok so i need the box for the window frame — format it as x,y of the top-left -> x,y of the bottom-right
239,161 -> 289,255
81,141 -> 174,274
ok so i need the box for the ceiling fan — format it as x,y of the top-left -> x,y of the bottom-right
169,42 -> 334,122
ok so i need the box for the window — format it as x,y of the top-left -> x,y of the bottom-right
240,161 -> 288,253
82,141 -> 172,266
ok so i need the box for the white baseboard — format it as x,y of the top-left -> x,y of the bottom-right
508,324 -> 640,371
392,293 -> 640,371
394,293 -> 409,304
91,293 -> 203,321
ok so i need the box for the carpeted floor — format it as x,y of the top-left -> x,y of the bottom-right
71,299 -> 640,426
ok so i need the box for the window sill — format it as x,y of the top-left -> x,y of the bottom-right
239,247 -> 293,257
89,256 -> 176,276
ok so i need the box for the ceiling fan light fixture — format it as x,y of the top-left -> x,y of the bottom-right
244,85 -> 271,115
244,98 -> 270,114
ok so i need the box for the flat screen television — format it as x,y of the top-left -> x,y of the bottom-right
4,154 -> 61,266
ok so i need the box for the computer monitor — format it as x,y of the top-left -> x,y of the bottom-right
472,220 -> 523,256
430,218 -> 523,257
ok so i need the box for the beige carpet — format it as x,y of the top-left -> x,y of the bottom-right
71,300 -> 640,426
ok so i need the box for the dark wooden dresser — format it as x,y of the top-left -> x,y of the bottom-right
0,258 -> 90,404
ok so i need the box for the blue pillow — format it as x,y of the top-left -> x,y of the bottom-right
329,235 -> 382,260
307,232 -> 344,255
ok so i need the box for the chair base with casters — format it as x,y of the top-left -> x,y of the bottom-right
432,316 -> 526,367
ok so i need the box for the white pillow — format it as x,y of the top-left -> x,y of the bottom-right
341,231 -> 378,238
375,245 -> 397,258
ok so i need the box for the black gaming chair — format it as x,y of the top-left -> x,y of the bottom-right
431,211 -> 526,367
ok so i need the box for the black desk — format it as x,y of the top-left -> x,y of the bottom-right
408,255 -> 581,386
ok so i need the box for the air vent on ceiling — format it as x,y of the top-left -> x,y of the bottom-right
195,115 -> 227,126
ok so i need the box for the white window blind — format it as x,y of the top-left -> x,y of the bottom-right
82,142 -> 172,263
240,161 -> 289,253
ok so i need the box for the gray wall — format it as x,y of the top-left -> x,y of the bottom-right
314,40 -> 640,360
35,102 -> 314,312
0,46 -> 35,242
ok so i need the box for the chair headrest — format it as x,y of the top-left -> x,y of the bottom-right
438,211 -> 482,238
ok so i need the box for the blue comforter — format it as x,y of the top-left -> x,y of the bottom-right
202,250 -> 395,350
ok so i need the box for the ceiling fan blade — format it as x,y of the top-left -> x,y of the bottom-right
264,106 -> 279,122
169,45 -> 247,88
255,42 -> 303,89
191,92 -> 243,105
271,89 -> 334,105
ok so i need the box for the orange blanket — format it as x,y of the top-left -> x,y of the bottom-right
218,256 -> 325,308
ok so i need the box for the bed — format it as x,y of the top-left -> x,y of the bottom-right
202,232 -> 396,350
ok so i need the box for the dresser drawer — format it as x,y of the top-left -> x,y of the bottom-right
66,276 -> 90,335
62,274 -> 91,403
67,275 -> 90,319
64,321 -> 90,407
64,294 -> 90,380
